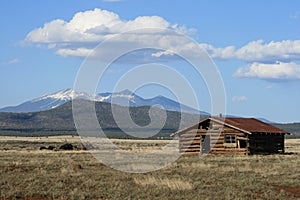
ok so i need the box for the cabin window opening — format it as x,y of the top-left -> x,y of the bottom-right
225,135 -> 236,143
239,140 -> 247,148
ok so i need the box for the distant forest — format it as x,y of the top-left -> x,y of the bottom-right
0,100 -> 299,139
273,123 -> 300,138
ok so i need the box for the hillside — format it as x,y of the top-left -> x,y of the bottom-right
1,100 -> 299,138
273,123 -> 300,138
0,100 -> 202,138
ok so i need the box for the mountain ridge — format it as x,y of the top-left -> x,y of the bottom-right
0,99 -> 299,138
0,99 -> 203,138
0,88 -> 206,115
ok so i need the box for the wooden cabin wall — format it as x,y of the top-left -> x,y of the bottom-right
179,120 -> 249,156
178,128 -> 201,154
207,121 -> 249,155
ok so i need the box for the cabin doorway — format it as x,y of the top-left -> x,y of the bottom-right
201,135 -> 211,154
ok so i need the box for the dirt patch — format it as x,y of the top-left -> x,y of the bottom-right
276,185 -> 300,197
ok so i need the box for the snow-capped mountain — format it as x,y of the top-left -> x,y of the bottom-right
96,89 -> 147,107
0,88 -> 206,114
33,88 -> 94,102
96,89 -> 208,115
0,89 -> 93,113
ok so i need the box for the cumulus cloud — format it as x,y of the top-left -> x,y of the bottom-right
205,40 -> 300,63
234,61 -> 300,80
26,9 -> 122,44
24,8 -> 195,60
232,96 -> 247,102
24,8 -> 300,81
208,40 -> 300,81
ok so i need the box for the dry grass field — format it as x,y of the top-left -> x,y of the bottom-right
0,137 -> 299,200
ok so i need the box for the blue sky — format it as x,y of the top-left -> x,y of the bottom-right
1,0 -> 300,122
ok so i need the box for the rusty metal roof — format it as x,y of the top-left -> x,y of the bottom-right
212,117 -> 288,134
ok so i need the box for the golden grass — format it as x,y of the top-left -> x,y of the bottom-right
134,176 -> 193,190
0,137 -> 299,199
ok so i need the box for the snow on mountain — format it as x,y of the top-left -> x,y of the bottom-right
0,89 -> 92,113
96,89 -> 146,107
32,88 -> 93,102
0,88 -> 203,114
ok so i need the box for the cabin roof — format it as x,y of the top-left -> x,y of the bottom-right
212,117 -> 288,134
173,117 -> 289,136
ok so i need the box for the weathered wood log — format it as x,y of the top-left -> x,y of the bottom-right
179,138 -> 195,141
210,143 -> 225,148
179,145 -> 201,149
179,139 -> 201,145
179,148 -> 200,152
236,136 -> 249,141
181,152 -> 200,156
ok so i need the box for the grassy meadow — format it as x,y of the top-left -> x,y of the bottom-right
0,137 -> 299,199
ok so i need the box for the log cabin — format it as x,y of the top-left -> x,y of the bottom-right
172,117 -> 289,155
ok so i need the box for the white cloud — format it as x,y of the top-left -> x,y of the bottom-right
234,61 -> 300,80
24,7 -> 300,79
6,58 -> 20,65
232,96 -> 247,102
25,8 -> 195,60
56,48 -> 94,57
25,9 -> 122,44
205,40 -> 300,63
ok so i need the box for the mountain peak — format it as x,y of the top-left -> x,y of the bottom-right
0,88 -> 203,114
33,88 -> 81,102
117,89 -> 133,95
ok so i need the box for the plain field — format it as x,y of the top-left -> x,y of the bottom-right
0,137 -> 299,199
